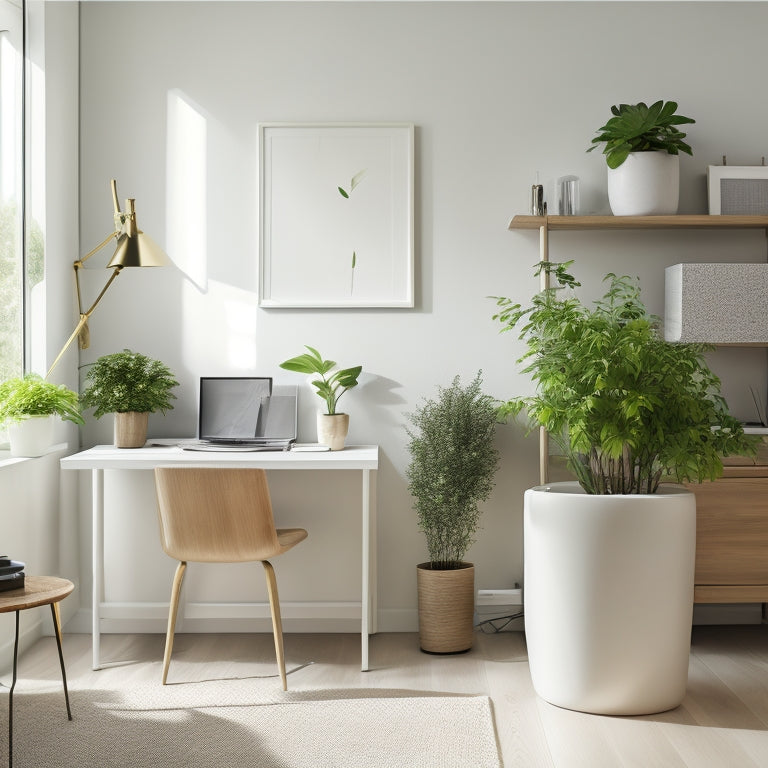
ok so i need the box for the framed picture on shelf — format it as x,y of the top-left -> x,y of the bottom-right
259,122 -> 414,308
707,164 -> 768,215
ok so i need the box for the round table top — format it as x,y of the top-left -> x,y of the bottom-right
0,575 -> 74,613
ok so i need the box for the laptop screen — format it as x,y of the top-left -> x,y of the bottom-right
198,377 -> 297,444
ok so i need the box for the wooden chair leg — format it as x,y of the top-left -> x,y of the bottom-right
262,560 -> 287,691
162,561 -> 187,685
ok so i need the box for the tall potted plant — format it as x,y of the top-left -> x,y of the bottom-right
587,99 -> 695,215
406,372 -> 500,654
80,349 -> 178,448
0,374 -> 83,457
279,346 -> 361,450
493,261 -> 757,715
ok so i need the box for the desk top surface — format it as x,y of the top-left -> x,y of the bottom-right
61,442 -> 379,470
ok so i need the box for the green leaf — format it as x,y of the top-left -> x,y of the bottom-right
588,100 -> 695,167
279,346 -> 361,414
350,169 -> 367,190
338,187 -> 349,198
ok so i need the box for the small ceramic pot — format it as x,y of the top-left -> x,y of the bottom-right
316,413 -> 349,451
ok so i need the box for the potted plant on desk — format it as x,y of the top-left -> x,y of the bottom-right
492,260 -> 757,715
279,346 -> 361,450
405,372 -> 500,654
80,349 -> 179,448
0,374 -> 83,456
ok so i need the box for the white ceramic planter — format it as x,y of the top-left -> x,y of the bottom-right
316,413 -> 349,451
7,414 -> 56,457
608,151 -> 679,216
524,481 -> 695,715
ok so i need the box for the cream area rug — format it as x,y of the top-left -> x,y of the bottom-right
2,679 -> 502,767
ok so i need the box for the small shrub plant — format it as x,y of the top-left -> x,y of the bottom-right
81,349 -> 178,418
406,372 -> 500,569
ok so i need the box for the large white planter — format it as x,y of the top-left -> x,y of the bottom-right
608,151 -> 679,216
524,481 -> 695,715
7,414 -> 56,457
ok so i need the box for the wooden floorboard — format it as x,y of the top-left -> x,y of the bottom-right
7,625 -> 768,767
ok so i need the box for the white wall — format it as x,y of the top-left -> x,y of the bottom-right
71,1 -> 768,632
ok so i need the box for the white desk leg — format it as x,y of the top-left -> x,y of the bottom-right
92,469 -> 104,670
361,469 -> 376,671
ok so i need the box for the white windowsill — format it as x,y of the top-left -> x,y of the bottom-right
0,442 -> 70,472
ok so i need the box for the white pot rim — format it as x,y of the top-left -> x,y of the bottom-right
529,480 -> 692,499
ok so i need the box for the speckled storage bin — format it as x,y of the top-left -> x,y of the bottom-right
664,263 -> 768,343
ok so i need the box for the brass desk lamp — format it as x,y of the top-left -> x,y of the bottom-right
46,179 -> 168,379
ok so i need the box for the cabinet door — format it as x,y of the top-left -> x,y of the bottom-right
689,477 -> 768,586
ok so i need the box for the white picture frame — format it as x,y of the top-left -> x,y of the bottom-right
707,164 -> 768,215
259,122 -> 414,308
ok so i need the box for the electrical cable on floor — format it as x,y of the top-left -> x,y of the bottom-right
475,611 -> 524,633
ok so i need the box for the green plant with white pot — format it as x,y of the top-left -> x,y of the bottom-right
0,374 -> 83,456
588,100 -> 695,216
405,372 -> 500,654
80,349 -> 178,448
493,261 -> 756,715
279,346 -> 361,450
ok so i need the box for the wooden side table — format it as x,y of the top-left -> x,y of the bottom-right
0,576 -> 74,768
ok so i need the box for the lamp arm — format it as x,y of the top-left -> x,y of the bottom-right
45,315 -> 90,381
78,231 -> 121,266
45,264 -> 123,380
74,231 -> 120,315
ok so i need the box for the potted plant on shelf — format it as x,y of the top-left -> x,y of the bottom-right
80,349 -> 179,448
0,374 -> 83,457
405,372 -> 500,654
279,346 -> 361,450
492,260 -> 757,715
587,99 -> 695,216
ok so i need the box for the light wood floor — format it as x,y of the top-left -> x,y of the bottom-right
11,625 -> 768,767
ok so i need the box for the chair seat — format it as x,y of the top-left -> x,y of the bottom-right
277,527 -> 308,553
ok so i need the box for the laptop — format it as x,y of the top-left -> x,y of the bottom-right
181,377 -> 297,452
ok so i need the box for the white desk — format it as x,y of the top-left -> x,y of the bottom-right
61,443 -> 379,671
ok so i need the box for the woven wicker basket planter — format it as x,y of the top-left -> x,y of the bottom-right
417,562 -> 475,654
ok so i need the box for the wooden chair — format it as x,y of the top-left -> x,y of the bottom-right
154,467 -> 308,690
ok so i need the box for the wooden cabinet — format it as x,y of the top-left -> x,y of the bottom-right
509,214 -> 768,605
687,468 -> 768,603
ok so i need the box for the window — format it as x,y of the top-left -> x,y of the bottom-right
0,0 -> 24,380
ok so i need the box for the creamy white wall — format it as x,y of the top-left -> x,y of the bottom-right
73,1 -> 768,632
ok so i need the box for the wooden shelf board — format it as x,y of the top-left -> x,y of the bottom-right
508,214 -> 768,232
694,584 -> 768,603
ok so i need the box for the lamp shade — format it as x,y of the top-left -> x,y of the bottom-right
107,230 -> 168,269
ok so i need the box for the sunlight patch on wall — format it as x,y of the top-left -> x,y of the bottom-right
224,291 -> 258,370
166,88 -> 207,291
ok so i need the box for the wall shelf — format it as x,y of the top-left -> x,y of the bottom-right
509,214 -> 768,232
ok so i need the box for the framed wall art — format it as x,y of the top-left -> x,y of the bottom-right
259,122 -> 414,308
707,164 -> 768,215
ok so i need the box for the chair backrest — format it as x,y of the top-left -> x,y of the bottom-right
154,467 -> 282,563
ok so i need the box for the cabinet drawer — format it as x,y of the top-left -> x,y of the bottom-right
688,477 -> 768,585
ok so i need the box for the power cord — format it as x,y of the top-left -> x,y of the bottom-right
475,611 -> 524,633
